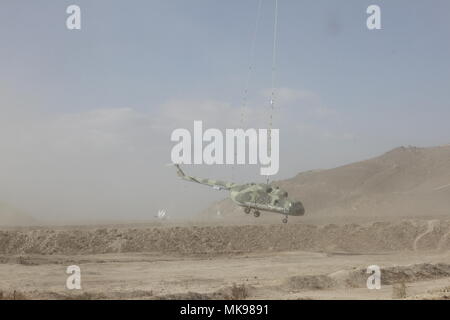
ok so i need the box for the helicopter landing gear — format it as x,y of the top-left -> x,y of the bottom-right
282,216 -> 288,224
244,207 -> 251,214
253,211 -> 260,218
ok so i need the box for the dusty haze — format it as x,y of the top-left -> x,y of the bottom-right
2,1 -> 450,225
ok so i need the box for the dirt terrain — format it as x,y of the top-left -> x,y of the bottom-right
1,219 -> 450,300
1,145 -> 449,299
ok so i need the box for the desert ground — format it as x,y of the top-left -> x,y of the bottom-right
1,217 -> 450,300
1,145 -> 449,300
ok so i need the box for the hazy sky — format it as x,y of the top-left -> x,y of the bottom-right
1,0 -> 449,223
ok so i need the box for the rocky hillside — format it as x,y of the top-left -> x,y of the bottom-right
201,145 -> 450,221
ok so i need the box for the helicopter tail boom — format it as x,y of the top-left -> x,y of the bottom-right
172,164 -> 236,191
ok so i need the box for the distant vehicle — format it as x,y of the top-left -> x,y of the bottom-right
173,164 -> 305,223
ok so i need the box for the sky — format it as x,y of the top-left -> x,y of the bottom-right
0,0 -> 449,223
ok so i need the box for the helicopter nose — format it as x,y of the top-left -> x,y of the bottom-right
292,201 -> 305,216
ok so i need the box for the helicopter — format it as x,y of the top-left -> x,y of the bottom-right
173,164 -> 304,223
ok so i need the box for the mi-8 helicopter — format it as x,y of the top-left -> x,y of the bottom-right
173,164 -> 304,223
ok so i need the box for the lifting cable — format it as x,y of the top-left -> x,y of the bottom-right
231,0 -> 279,184
266,0 -> 278,185
232,0 -> 263,182
240,0 -> 263,128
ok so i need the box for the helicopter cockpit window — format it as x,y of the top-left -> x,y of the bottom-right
266,187 -> 273,193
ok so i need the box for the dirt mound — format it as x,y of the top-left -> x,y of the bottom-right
0,220 -> 449,255
332,263 -> 450,288
285,275 -> 336,290
284,263 -> 450,292
154,284 -> 252,300
410,286 -> 450,300
5,284 -> 252,300
201,145 -> 450,220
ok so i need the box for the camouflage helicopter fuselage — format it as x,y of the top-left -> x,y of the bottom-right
174,164 -> 305,222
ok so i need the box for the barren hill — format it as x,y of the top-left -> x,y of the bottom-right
201,145 -> 450,222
